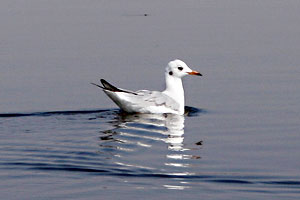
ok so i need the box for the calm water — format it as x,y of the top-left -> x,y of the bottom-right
1,0 -> 300,199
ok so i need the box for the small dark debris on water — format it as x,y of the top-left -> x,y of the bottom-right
195,141 -> 203,145
192,155 -> 201,159
144,14 -> 148,16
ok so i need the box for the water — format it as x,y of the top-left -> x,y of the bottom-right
1,0 -> 300,199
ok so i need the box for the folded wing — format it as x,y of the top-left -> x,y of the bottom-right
93,79 -> 180,114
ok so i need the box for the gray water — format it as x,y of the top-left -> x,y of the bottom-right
1,0 -> 300,199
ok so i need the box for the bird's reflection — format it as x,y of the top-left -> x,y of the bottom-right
111,112 -> 185,151
99,109 -> 202,160
98,109 -> 203,190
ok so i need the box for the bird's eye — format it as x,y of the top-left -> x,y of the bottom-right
169,71 -> 173,75
178,66 -> 183,71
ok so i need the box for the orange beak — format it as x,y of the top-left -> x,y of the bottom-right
188,71 -> 202,76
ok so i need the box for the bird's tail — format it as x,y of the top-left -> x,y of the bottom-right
91,79 -> 138,95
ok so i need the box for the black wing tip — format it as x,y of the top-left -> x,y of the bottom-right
101,79 -> 113,87
90,82 -> 105,89
100,79 -> 119,91
94,78 -> 138,95
91,79 -> 113,91
100,79 -> 107,85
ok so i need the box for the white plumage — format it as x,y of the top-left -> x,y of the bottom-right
93,59 -> 202,115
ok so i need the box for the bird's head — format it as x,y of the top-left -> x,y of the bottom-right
166,59 -> 202,78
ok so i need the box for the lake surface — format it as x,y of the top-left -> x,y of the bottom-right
1,0 -> 300,199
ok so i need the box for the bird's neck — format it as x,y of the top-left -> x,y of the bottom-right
163,74 -> 185,113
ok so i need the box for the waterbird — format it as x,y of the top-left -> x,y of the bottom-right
92,59 -> 202,115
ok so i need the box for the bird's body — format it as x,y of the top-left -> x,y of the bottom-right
93,59 -> 202,115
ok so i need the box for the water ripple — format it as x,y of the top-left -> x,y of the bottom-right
1,106 -> 299,196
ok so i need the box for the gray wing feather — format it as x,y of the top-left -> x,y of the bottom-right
135,90 -> 179,111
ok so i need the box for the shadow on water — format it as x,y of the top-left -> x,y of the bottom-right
0,106 -> 204,118
0,109 -> 111,118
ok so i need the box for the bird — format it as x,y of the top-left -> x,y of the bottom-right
92,59 -> 202,115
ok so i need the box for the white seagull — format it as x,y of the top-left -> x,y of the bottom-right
92,59 -> 202,115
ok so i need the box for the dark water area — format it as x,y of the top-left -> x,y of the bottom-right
1,0 -> 300,199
